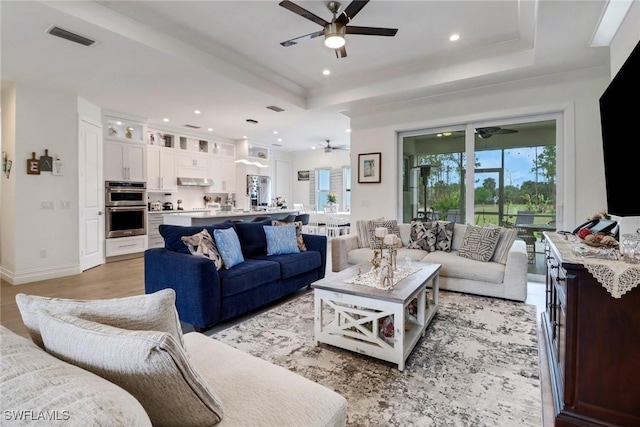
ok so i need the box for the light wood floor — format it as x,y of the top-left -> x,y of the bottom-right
0,255 -> 553,426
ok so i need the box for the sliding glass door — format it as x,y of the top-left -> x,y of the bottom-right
401,119 -> 556,227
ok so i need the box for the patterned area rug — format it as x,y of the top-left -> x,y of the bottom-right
210,290 -> 542,426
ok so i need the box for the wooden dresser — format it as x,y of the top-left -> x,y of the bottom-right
543,232 -> 640,426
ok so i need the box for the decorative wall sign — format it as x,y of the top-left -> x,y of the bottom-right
297,170 -> 310,181
39,149 -> 53,172
27,152 -> 40,175
358,152 -> 381,183
52,156 -> 63,176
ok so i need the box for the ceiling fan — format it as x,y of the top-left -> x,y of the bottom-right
323,140 -> 348,152
475,126 -> 519,139
279,0 -> 398,58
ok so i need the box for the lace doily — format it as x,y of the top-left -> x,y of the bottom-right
345,265 -> 421,291
548,233 -> 640,298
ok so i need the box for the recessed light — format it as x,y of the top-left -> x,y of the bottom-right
311,146 -> 316,150
449,33 -> 460,42
208,128 -> 213,132
273,130 -> 278,134
162,118 -> 169,122
194,110 -> 201,115
277,138 -> 282,142
116,121 -> 122,125
437,133 -> 443,137
323,69 -> 331,76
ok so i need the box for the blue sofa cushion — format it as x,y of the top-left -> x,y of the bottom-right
159,221 -> 235,254
217,259 -> 280,297
253,251 -> 321,279
213,228 -> 245,269
234,220 -> 271,258
263,225 -> 300,255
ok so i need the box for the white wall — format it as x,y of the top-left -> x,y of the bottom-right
345,67 -> 610,230
1,83 -> 80,284
291,149 -> 350,206
610,2 -> 640,78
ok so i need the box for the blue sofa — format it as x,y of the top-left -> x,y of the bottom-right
144,220 -> 327,331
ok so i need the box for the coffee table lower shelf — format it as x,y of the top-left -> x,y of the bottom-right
312,263 -> 440,371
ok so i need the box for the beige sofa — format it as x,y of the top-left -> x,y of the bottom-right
1,290 -> 347,427
331,222 -> 528,302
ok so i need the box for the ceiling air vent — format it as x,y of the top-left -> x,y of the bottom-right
184,124 -> 201,129
48,26 -> 95,47
266,105 -> 285,113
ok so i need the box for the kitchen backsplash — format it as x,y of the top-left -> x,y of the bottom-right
148,187 -> 234,210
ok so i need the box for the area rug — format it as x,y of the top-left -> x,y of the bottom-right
210,290 -> 542,426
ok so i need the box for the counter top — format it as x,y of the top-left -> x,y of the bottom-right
149,209 -> 212,215
162,209 -> 299,226
163,209 -> 298,219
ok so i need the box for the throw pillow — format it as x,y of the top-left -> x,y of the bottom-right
271,220 -> 307,251
435,221 -> 456,252
37,312 -> 224,426
213,227 -> 245,269
489,226 -> 518,264
15,289 -> 183,350
181,229 -> 224,270
457,224 -> 501,262
367,219 -> 401,249
407,221 -> 437,252
263,225 -> 300,256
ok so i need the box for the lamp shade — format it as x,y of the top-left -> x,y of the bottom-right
375,227 -> 388,238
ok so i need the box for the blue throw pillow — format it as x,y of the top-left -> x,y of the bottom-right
213,228 -> 245,269
263,225 -> 300,256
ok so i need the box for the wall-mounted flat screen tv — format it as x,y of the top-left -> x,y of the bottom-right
599,40 -> 640,217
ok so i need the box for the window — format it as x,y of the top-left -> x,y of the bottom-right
343,167 -> 351,211
400,119 -> 557,227
316,168 -> 331,210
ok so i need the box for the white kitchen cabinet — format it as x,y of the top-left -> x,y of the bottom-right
177,152 -> 209,179
220,158 -> 236,192
104,140 -> 146,182
207,157 -> 236,192
105,235 -> 147,257
147,213 -> 165,249
147,146 -> 177,192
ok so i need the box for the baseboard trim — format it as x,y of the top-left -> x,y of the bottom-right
0,264 -> 81,285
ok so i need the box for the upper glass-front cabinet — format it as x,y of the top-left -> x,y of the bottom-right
212,141 -> 235,157
248,145 -> 268,160
105,117 -> 145,143
148,130 -> 176,148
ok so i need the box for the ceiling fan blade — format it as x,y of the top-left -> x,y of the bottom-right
336,0 -> 369,25
345,26 -> 398,37
279,1 -> 329,27
335,46 -> 347,58
280,30 -> 324,47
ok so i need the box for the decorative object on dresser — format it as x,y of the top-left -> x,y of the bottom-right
543,232 -> 640,426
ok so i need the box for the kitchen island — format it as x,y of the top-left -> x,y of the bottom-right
162,209 -> 299,226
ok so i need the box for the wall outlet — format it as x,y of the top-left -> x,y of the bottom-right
39,248 -> 47,258
41,201 -> 55,209
61,200 -> 71,209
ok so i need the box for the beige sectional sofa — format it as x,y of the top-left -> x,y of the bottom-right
1,290 -> 347,427
331,222 -> 529,302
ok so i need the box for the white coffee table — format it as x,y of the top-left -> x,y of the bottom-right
312,262 -> 440,371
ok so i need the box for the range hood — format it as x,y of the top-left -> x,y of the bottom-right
177,177 -> 214,187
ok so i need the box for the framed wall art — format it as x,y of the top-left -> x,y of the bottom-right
358,152 -> 381,183
297,170 -> 310,181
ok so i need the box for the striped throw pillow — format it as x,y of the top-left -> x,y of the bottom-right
457,224 -> 501,262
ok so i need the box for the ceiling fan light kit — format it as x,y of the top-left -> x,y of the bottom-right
279,0 -> 397,58
325,23 -> 346,48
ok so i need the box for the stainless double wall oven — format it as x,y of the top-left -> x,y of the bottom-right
105,181 -> 147,238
